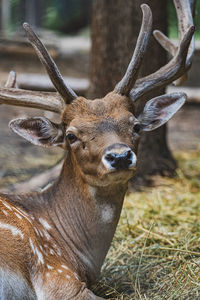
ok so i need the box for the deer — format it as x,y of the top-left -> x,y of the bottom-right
0,1 -> 195,299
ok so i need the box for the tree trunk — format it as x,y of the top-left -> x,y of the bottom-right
0,0 -> 10,36
89,0 -> 176,187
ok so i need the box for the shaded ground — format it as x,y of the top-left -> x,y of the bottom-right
0,104 -> 63,189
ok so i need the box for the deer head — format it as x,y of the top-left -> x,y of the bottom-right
1,3 -> 194,188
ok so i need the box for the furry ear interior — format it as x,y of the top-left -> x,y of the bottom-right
9,117 -> 65,147
138,92 -> 186,131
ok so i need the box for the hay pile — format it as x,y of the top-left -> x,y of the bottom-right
93,149 -> 200,299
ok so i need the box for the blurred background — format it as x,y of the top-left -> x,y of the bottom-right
0,0 -> 200,36
0,1 -> 200,299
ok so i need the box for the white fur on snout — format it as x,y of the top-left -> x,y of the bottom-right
102,149 -> 137,170
128,151 -> 137,168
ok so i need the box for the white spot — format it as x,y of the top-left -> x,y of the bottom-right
61,265 -> 69,270
47,264 -> 54,270
74,274 -> 79,280
88,186 -> 96,198
29,238 -> 44,265
56,248 -> 61,256
2,210 -> 8,216
34,227 -> 40,235
39,218 -> 51,230
36,248 -> 44,265
3,202 -> 12,211
39,245 -> 43,250
57,269 -> 63,273
30,215 -> 35,220
100,204 -> 115,223
66,275 -> 71,279
52,243 -> 58,249
43,230 -> 51,240
49,249 -> 55,255
0,222 -> 24,239
14,212 -> 22,219
74,273 -> 79,281
46,273 -> 50,278
38,230 -> 43,237
13,206 -> 32,224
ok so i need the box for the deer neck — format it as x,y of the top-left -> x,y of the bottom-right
41,151 -> 127,284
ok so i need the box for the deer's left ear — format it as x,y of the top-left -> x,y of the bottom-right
138,92 -> 186,131
9,117 -> 65,147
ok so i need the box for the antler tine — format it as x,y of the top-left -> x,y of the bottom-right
5,71 -> 18,88
130,25 -> 195,102
0,88 -> 63,113
23,23 -> 78,104
0,69 -> 64,113
153,0 -> 195,85
115,4 -> 152,96
129,0 -> 195,103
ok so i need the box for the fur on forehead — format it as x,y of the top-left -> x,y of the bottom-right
61,92 -> 134,125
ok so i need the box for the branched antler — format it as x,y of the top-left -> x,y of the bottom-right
130,26 -> 194,101
0,88 -> 63,113
115,4 -> 152,96
115,0 -> 195,103
23,23 -> 77,104
0,1 -> 195,113
153,0 -> 195,85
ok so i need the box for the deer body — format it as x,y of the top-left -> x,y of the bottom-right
0,2 -> 195,299
0,95 -> 134,299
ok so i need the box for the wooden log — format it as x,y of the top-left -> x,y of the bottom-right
18,73 -> 90,95
167,86 -> 200,104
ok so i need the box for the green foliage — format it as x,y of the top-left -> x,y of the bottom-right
43,0 -> 91,34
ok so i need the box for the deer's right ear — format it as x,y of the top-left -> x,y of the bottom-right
9,117 -> 65,147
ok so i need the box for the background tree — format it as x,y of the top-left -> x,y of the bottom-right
89,0 -> 176,186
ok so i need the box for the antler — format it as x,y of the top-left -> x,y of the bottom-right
23,23 -> 77,104
115,0 -> 195,102
0,23 -> 78,113
0,71 -> 64,113
0,87 -> 63,113
153,0 -> 195,85
5,70 -> 18,88
115,4 -> 152,96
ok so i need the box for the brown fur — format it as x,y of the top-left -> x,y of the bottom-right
0,89 -> 185,299
0,92 -> 140,299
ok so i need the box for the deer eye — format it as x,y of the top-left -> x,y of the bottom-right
133,123 -> 141,134
66,133 -> 77,144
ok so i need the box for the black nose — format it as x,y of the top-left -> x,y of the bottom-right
105,150 -> 133,170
